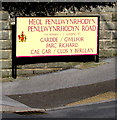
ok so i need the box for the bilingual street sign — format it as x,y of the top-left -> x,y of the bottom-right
12,16 -> 99,79
16,16 -> 99,57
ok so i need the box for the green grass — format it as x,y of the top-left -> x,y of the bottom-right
74,62 -> 106,69
0,78 -> 13,82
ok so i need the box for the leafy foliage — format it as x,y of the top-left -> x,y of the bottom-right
2,2 -> 115,18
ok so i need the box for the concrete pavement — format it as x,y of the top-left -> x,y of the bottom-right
0,57 -> 116,112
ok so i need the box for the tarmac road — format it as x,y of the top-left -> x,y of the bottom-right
2,100 -> 117,119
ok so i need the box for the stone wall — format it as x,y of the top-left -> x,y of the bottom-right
0,11 -> 12,78
0,3 -> 117,78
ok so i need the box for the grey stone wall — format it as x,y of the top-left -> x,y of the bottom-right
0,3 -> 117,78
0,11 -> 12,78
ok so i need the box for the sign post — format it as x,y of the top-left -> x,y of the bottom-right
12,25 -> 17,79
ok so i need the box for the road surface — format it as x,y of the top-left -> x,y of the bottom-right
2,100 -> 116,119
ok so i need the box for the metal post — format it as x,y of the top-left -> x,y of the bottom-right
94,55 -> 99,63
12,62 -> 17,79
12,25 -> 17,79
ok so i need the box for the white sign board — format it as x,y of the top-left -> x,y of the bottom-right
16,16 -> 99,57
